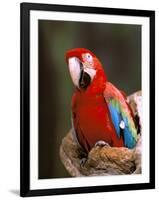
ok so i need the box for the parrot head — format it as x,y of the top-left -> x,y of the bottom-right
65,48 -> 107,91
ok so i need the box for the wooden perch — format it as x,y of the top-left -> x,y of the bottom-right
59,91 -> 142,177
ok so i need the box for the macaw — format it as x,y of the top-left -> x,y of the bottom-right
65,48 -> 138,153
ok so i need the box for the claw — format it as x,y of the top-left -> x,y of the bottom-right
94,140 -> 110,148
80,157 -> 87,166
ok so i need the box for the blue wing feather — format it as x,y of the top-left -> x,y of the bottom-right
108,101 -> 136,149
108,104 -> 121,138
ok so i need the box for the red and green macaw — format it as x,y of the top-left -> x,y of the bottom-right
65,48 -> 138,153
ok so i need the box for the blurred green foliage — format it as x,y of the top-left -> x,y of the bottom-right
38,20 -> 141,179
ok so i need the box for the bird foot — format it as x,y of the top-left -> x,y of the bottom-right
80,157 -> 87,167
94,140 -> 110,148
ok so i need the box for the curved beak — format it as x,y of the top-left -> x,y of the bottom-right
66,48 -> 96,89
68,57 -> 81,88
67,57 -> 91,89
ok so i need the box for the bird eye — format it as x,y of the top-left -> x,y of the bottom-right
86,53 -> 92,62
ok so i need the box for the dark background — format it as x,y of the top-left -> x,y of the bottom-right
38,20 -> 141,179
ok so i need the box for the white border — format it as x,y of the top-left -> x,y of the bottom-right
30,10 -> 150,190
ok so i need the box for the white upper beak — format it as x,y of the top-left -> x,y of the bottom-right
68,57 -> 81,87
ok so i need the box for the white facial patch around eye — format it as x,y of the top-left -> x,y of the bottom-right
82,53 -> 93,63
85,53 -> 93,62
68,57 -> 81,87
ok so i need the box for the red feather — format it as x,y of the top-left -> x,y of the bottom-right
67,48 -> 133,152
71,72 -> 125,152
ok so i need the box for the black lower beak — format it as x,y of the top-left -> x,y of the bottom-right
79,70 -> 91,89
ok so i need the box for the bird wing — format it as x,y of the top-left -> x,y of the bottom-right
104,82 -> 137,148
